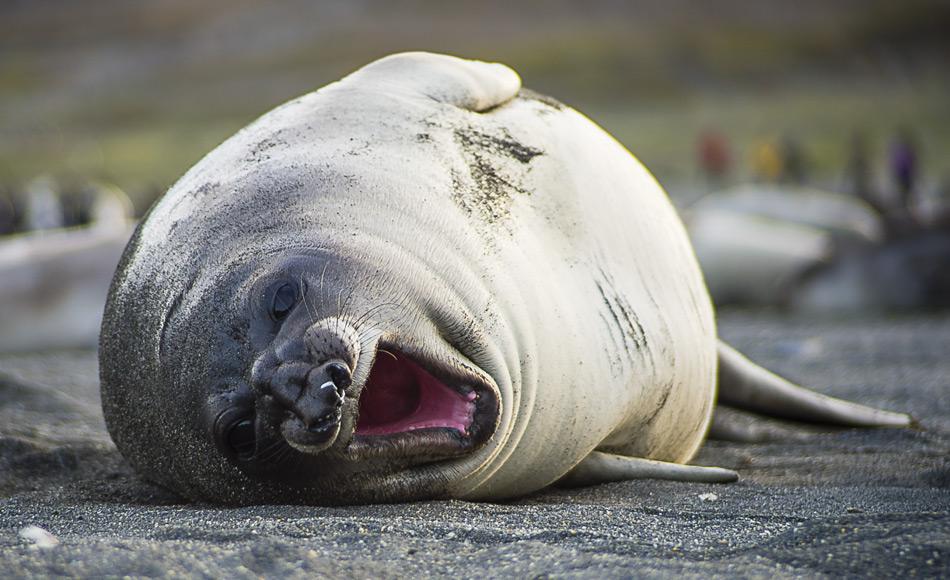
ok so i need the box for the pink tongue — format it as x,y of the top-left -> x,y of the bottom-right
355,352 -> 475,436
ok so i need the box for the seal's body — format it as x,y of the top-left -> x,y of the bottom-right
100,53 -> 909,505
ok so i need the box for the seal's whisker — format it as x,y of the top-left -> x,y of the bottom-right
336,287 -> 346,321
338,286 -> 358,321
350,305 -> 389,330
377,348 -> 399,361
260,443 -> 285,465
253,439 -> 280,461
335,287 -> 358,339
318,261 -> 334,316
255,438 -> 290,464
351,301 -> 403,330
275,446 -> 294,468
319,261 -> 330,296
302,285 -> 317,325
360,284 -> 415,328
289,449 -> 307,475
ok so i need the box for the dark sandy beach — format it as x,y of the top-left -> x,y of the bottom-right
1,311 -> 948,578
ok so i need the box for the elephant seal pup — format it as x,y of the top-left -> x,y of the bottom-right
100,53 -> 911,505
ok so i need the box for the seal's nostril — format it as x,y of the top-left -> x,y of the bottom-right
325,362 -> 352,388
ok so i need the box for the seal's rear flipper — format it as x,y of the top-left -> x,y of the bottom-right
345,52 -> 521,112
717,341 -> 914,427
708,405 -> 821,443
557,451 -> 739,487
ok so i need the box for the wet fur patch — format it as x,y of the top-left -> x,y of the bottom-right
517,88 -> 566,111
596,270 -> 648,355
451,127 -> 543,225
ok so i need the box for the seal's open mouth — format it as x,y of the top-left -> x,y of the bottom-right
348,346 -> 497,461
355,352 -> 476,436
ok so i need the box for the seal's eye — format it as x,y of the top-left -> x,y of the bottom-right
226,417 -> 256,459
270,283 -> 297,321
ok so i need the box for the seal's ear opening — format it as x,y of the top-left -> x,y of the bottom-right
355,351 -> 476,436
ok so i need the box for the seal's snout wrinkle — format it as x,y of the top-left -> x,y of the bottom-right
98,51 -> 912,505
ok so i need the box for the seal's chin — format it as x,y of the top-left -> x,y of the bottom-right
282,415 -> 341,453
346,347 -> 496,462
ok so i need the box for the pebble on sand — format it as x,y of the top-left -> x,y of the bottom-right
19,525 -> 60,549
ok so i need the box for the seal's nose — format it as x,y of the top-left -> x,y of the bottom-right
251,346 -> 356,448
291,360 -> 350,437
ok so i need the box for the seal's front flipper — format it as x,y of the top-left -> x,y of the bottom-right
557,451 -> 738,487
717,341 -> 914,427
345,52 -> 521,112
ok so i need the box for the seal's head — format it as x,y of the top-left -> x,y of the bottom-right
101,237 -> 501,504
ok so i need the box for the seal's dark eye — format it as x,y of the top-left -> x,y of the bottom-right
226,418 -> 256,459
270,283 -> 297,321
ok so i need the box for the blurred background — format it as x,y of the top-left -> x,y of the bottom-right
3,0 -> 949,209
1,0 -> 949,349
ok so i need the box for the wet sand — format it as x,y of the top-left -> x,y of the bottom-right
1,312 -> 948,577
